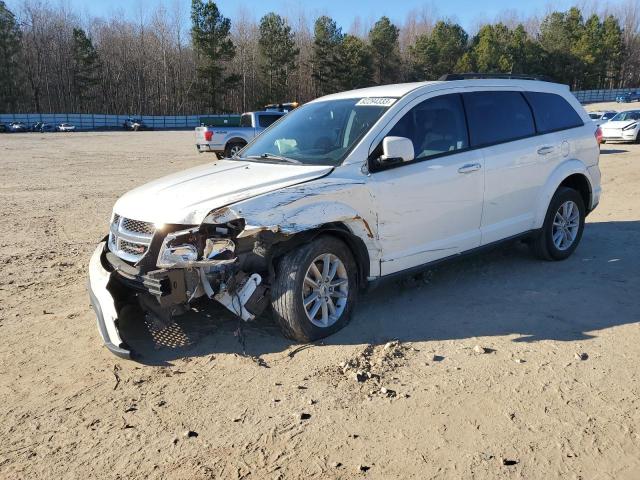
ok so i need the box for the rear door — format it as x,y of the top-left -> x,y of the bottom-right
462,90 -> 545,244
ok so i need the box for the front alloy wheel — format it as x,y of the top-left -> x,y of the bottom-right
271,236 -> 358,342
303,253 -> 349,328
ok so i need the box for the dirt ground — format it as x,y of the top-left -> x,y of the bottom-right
1,102 -> 639,479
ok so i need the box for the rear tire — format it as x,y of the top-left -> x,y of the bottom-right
224,142 -> 245,158
271,236 -> 358,342
530,187 -> 585,261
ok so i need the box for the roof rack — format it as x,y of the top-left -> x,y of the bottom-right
439,73 -> 553,82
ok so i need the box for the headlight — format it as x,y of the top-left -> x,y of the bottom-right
157,227 -> 236,268
622,122 -> 638,131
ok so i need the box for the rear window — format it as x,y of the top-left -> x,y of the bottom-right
463,91 -> 535,146
523,92 -> 584,134
240,114 -> 252,127
258,114 -> 281,128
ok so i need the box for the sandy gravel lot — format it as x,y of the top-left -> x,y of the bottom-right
1,104 -> 639,479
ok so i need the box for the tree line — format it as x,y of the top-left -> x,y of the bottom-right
0,0 -> 639,115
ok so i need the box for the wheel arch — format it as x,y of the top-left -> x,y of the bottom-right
268,223 -> 371,289
534,160 -> 595,228
225,137 -> 248,149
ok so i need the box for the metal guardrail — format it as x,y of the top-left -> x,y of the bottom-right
2,89 -> 639,128
572,88 -> 639,104
0,113 -> 237,130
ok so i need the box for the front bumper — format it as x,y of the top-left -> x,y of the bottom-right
87,242 -> 131,358
601,130 -> 638,142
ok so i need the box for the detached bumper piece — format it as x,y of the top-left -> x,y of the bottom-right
87,242 -> 131,358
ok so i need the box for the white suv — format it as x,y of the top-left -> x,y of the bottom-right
88,76 -> 601,358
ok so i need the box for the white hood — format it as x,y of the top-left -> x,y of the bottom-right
113,159 -> 333,225
601,119 -> 637,130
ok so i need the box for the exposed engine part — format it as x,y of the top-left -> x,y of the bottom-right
199,269 -> 263,321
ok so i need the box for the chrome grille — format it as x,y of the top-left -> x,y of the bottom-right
121,218 -> 155,235
109,214 -> 155,263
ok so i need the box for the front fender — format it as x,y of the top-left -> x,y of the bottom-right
533,159 -> 594,229
203,176 -> 381,275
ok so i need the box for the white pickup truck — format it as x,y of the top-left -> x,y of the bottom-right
195,111 -> 286,158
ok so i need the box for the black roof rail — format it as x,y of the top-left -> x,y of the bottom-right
439,73 -> 554,82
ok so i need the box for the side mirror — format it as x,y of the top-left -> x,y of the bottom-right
380,136 -> 414,165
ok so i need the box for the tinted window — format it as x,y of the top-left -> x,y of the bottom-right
258,114 -> 281,128
611,110 -> 640,121
463,91 -> 535,146
523,92 -> 584,134
588,113 -> 600,120
388,94 -> 469,160
602,112 -> 617,120
240,114 -> 252,127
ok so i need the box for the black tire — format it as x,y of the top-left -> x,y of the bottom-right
224,142 -> 245,158
271,235 -> 358,342
529,187 -> 585,261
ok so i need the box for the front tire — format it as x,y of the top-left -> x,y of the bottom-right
530,187 -> 585,261
271,236 -> 358,342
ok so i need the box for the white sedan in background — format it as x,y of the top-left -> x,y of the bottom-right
56,123 -> 76,132
600,110 -> 640,143
588,110 -> 617,126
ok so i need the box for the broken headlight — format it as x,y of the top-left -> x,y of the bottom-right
157,227 -> 236,268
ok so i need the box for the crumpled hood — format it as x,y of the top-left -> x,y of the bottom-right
601,120 -> 637,130
113,159 -> 333,225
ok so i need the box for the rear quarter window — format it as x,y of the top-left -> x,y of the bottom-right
462,91 -> 536,147
258,114 -> 282,128
523,92 -> 584,134
240,114 -> 252,127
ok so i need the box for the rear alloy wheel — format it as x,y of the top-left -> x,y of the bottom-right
530,187 -> 585,261
271,236 -> 358,342
224,142 -> 245,158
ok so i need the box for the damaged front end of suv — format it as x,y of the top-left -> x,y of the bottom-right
88,212 -> 291,358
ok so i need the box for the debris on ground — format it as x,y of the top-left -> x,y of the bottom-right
575,352 -> 589,361
184,430 -> 198,438
336,342 -> 415,387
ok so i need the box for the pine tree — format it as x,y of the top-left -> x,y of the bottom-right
410,21 -> 468,80
258,12 -> 298,103
369,17 -> 401,85
191,0 -> 237,112
0,1 -> 21,112
71,28 -> 100,112
311,16 -> 343,96
339,35 -> 373,90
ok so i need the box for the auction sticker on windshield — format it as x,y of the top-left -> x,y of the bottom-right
356,97 -> 397,107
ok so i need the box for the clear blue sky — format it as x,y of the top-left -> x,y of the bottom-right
7,0 -> 623,32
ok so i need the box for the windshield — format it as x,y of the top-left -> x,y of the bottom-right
239,98 -> 393,166
611,111 -> 640,121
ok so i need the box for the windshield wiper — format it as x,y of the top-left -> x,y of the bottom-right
243,153 -> 302,164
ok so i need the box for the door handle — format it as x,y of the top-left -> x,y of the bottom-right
537,146 -> 554,155
458,163 -> 481,174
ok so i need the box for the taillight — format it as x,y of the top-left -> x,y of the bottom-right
595,126 -> 603,144
204,131 -> 213,141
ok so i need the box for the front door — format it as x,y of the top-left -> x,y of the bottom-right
367,93 -> 485,276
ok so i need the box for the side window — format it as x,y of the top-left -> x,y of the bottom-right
240,114 -> 252,127
524,92 -> 584,134
463,91 -> 535,146
387,94 -> 469,160
258,114 -> 281,128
